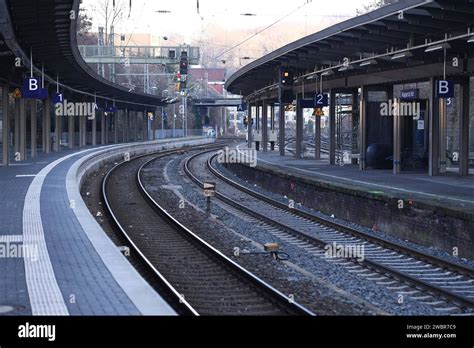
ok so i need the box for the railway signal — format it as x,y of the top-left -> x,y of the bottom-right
280,68 -> 293,86
180,52 -> 188,75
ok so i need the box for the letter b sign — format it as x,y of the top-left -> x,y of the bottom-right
28,78 -> 39,92
436,80 -> 454,98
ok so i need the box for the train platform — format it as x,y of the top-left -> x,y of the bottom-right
0,137 -> 208,316
233,144 -> 474,258
242,146 -> 474,215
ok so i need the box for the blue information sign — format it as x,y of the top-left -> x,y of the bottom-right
436,80 -> 454,98
237,103 -> 247,112
315,93 -> 329,107
52,93 -> 63,104
400,89 -> 419,100
105,107 -> 117,113
21,78 -> 48,99
299,99 -> 315,109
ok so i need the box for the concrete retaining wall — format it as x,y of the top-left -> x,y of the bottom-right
226,162 -> 474,259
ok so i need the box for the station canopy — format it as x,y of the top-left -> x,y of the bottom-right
0,0 -> 167,110
226,0 -> 474,97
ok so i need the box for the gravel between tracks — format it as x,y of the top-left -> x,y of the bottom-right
81,149 -> 467,315
141,152 -> 385,315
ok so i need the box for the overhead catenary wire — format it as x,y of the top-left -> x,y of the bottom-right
213,0 -> 314,61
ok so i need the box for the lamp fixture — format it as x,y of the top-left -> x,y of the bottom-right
338,65 -> 353,72
424,42 -> 451,53
359,59 -> 378,67
391,51 -> 412,60
321,69 -> 334,76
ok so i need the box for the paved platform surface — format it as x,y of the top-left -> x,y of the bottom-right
0,138 -> 204,316
238,145 -> 474,216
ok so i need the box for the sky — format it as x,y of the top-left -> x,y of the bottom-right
83,0 -> 370,41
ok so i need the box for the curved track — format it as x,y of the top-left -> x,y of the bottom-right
183,148 -> 474,314
102,145 -> 314,316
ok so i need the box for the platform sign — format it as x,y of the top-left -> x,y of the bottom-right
299,99 -> 315,109
105,106 -> 117,113
400,89 -> 419,101
203,182 -> 216,197
21,78 -> 48,99
52,93 -> 63,104
417,120 -> 425,130
163,112 -> 168,120
436,80 -> 454,98
315,93 -> 329,107
237,103 -> 247,112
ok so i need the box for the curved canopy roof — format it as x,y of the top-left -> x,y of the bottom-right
226,0 -> 474,97
0,0 -> 166,110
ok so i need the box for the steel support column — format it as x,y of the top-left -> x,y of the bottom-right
278,98 -> 285,156
124,109 -> 128,143
20,99 -> 26,160
359,87 -> 368,170
329,90 -> 336,165
315,112 -> 321,160
92,111 -> 97,146
84,115 -> 88,145
14,99 -> 19,155
134,111 -> 138,141
439,98 -> 447,174
255,104 -> 261,151
392,89 -> 401,175
152,109 -> 156,140
51,98 -> 58,153
44,97 -> 51,154
429,78 -> 440,176
459,81 -> 470,176
2,85 -> 9,166
393,100 -> 402,175
68,114 -> 74,149
114,112 -> 118,144
138,112 -> 143,140
101,110 -> 106,145
262,101 -> 268,152
351,90 -> 359,164
41,102 -> 46,153
144,111 -> 148,140
270,104 -> 276,151
30,101 -> 37,158
247,104 -> 253,149
79,114 -> 84,147
105,112 -> 109,144
296,95 -> 303,159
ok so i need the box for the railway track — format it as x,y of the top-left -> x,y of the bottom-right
183,148 -> 474,314
102,144 -> 314,316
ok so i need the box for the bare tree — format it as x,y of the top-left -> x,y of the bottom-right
96,0 -> 126,46
77,4 -> 93,35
